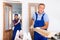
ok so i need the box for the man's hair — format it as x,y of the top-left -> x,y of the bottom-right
38,3 -> 45,8
14,14 -> 18,16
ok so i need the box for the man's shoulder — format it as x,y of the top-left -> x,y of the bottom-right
42,12 -> 47,16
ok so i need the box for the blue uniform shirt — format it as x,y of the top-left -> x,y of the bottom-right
32,12 -> 49,22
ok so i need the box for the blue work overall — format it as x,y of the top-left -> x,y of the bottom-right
12,22 -> 21,40
34,12 -> 47,40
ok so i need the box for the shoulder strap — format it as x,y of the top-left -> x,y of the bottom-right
41,13 -> 45,20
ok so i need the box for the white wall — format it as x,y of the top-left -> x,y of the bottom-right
0,0 -> 3,40
45,0 -> 60,32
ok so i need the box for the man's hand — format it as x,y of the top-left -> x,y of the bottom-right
34,27 -> 50,37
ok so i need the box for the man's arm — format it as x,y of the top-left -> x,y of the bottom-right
41,22 -> 49,29
41,14 -> 49,29
29,19 -> 34,29
15,20 -> 20,25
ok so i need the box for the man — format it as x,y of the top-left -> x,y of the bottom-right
32,3 -> 49,40
12,14 -> 21,40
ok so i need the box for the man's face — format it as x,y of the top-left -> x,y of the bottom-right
14,15 -> 18,19
38,5 -> 45,14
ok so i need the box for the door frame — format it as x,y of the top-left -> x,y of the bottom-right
3,2 -> 12,40
28,3 -> 39,40
3,2 -> 12,31
28,3 -> 39,27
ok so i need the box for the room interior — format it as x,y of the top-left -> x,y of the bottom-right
2,0 -> 60,40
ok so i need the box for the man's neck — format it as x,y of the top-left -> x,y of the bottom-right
38,12 -> 43,15
15,18 -> 19,20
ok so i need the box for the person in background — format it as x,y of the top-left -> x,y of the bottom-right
32,3 -> 49,40
12,14 -> 21,40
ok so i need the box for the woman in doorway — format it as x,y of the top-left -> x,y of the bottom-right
12,14 -> 21,40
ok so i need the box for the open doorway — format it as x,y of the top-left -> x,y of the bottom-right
3,2 -> 22,40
